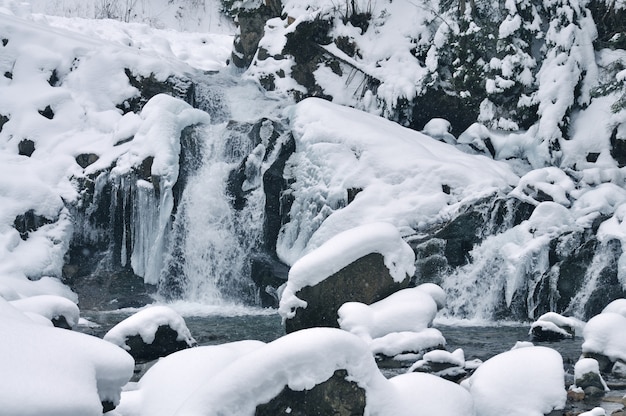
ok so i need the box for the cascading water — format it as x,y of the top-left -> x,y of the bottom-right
153,75 -> 290,306
159,122 -> 264,304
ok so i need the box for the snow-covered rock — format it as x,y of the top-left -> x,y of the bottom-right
408,348 -> 470,381
462,346 -> 566,416
572,358 -> 609,397
278,97 -> 518,266
582,311 -> 626,371
279,222 -> 415,332
123,327 -> 475,416
117,341 -> 266,416
103,305 -> 196,362
9,294 -> 80,328
337,283 -> 447,362
0,297 -> 134,414
529,312 -> 585,341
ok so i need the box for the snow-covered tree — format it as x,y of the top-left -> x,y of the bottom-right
530,0 -> 598,166
479,0 -> 542,130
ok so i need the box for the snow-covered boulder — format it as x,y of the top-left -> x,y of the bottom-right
462,346 -> 566,416
9,294 -> 80,329
279,222 -> 415,333
338,284 -> 447,362
128,327 -> 475,416
601,298 -> 626,316
529,312 -> 585,341
117,341 -> 266,416
408,348 -> 469,382
0,297 -> 134,414
572,358 -> 609,398
582,311 -> 626,372
103,305 -> 196,362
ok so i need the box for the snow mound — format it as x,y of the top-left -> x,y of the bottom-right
173,327 -> 390,415
338,285 -> 440,339
582,312 -> 626,362
602,298 -> 626,316
462,346 -> 566,416
117,341 -> 266,416
0,297 -> 134,415
387,372 -> 476,416
104,305 -> 195,349
9,294 -> 80,328
278,222 -> 415,320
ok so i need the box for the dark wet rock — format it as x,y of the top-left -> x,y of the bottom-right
263,133 -> 296,253
122,325 -> 194,363
255,369 -> 366,416
232,4 -> 281,69
51,315 -> 72,330
251,254 -> 289,308
75,153 -> 99,168
18,138 -> 35,157
119,69 -> 195,114
285,252 -> 411,333
14,209 -> 54,240
0,113 -> 8,132
530,324 -> 575,342
38,105 -> 54,119
582,352 -> 614,373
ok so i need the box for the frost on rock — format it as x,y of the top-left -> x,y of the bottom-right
0,297 -> 134,415
462,346 -> 566,416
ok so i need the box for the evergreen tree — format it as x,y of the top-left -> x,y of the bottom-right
479,0 -> 542,130
530,0 -> 598,166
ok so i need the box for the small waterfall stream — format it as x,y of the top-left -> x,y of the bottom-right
159,122 -> 265,304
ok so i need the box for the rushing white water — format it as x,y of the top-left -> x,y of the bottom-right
156,75 -> 290,305
161,122 -> 263,303
565,246 -> 616,319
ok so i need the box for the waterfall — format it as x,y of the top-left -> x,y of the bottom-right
159,122 -> 264,304
565,244 -> 619,319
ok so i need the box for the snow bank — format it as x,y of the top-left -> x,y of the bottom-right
582,312 -> 626,362
0,297 -> 134,415
278,222 -> 415,320
462,346 -> 566,416
104,305 -> 195,349
26,0 -> 236,35
278,97 -> 518,265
